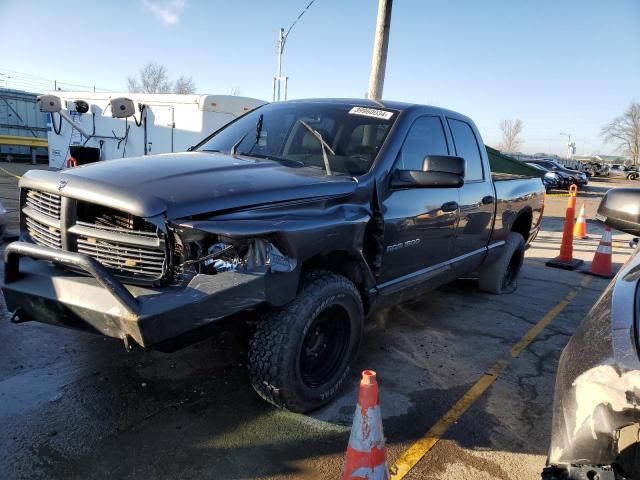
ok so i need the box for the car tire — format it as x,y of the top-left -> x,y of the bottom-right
248,271 -> 364,412
478,232 -> 525,294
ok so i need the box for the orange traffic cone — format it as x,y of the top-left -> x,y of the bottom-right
573,203 -> 588,239
342,371 -> 389,480
547,184 -> 584,270
583,226 -> 614,278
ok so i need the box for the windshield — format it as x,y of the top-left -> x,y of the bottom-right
196,102 -> 397,176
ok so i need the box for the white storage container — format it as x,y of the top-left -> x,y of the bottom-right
45,92 -> 266,169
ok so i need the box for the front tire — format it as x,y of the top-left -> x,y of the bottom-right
478,232 -> 525,294
248,271 -> 364,412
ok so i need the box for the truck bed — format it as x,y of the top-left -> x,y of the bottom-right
491,172 -> 531,181
492,175 -> 545,246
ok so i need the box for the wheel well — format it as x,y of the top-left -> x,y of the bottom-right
511,210 -> 532,241
302,251 -> 369,309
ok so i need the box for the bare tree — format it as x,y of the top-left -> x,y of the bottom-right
126,62 -> 196,94
228,86 -> 242,96
499,118 -> 524,153
174,75 -> 196,94
602,102 -> 640,166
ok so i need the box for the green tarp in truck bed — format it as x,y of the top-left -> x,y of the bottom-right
485,145 -> 544,178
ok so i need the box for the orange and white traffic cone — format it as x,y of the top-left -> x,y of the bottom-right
342,371 -> 389,480
573,203 -> 588,239
547,184 -> 584,270
583,226 -> 614,278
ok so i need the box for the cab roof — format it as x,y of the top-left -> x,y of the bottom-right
285,98 -> 470,122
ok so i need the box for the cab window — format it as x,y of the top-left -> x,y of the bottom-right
448,119 -> 484,181
396,116 -> 448,171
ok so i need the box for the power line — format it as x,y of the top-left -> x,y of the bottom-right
0,68 -> 116,91
0,68 -> 117,93
283,0 -> 317,45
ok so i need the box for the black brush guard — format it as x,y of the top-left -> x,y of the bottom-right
2,242 -> 270,349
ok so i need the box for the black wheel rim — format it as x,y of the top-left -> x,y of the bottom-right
299,305 -> 351,388
503,249 -> 523,289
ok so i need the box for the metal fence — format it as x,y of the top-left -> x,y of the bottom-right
0,88 -> 48,162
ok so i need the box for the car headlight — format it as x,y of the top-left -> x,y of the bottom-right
176,234 -> 296,281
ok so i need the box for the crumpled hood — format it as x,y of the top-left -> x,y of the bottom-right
20,152 -> 358,219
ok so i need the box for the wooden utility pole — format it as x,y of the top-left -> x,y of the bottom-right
367,0 -> 393,101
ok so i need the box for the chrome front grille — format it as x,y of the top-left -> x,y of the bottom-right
25,189 -> 61,219
76,236 -> 166,278
25,215 -> 62,249
21,188 -> 168,283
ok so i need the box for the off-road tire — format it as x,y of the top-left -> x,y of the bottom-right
478,232 -> 525,294
248,271 -> 364,412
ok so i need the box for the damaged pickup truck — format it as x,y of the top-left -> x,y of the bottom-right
543,188 -> 640,480
3,99 -> 544,412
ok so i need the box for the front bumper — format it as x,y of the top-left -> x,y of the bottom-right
2,242 -> 268,348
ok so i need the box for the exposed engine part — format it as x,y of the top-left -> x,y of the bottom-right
268,244 -> 297,272
178,238 -> 296,276
245,239 -> 297,273
203,243 -> 240,273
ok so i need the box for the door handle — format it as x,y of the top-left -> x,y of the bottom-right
481,195 -> 495,205
441,201 -> 459,212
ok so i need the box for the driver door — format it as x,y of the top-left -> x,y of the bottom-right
379,115 -> 460,286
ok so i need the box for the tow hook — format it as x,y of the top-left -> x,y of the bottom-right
9,308 -> 27,324
123,334 -> 138,352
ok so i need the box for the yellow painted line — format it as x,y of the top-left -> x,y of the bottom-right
390,275 -> 592,479
0,167 -> 21,180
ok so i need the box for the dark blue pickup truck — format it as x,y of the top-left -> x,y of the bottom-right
3,99 -> 545,411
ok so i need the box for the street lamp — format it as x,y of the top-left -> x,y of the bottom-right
560,132 -> 575,160
272,1 -> 317,102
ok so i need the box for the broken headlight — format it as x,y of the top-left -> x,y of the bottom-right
180,237 -> 296,278
200,243 -> 241,274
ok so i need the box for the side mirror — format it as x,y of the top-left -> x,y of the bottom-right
391,155 -> 465,188
597,188 -> 640,236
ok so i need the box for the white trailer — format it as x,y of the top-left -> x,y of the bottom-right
44,92 -> 266,169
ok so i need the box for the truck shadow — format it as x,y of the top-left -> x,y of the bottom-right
0,255 -> 613,479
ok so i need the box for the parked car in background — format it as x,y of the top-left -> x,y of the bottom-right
524,161 -> 571,190
527,159 -> 589,187
609,164 -> 639,180
542,187 -> 640,480
584,161 -> 610,177
524,162 -> 564,191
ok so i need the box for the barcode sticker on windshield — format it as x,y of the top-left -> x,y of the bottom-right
348,106 -> 394,120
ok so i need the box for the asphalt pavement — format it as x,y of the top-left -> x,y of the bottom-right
0,163 -> 635,479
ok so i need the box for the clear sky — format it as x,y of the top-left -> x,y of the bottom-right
2,0 -> 638,156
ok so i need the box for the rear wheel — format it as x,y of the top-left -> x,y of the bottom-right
248,271 -> 363,412
478,232 -> 525,294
